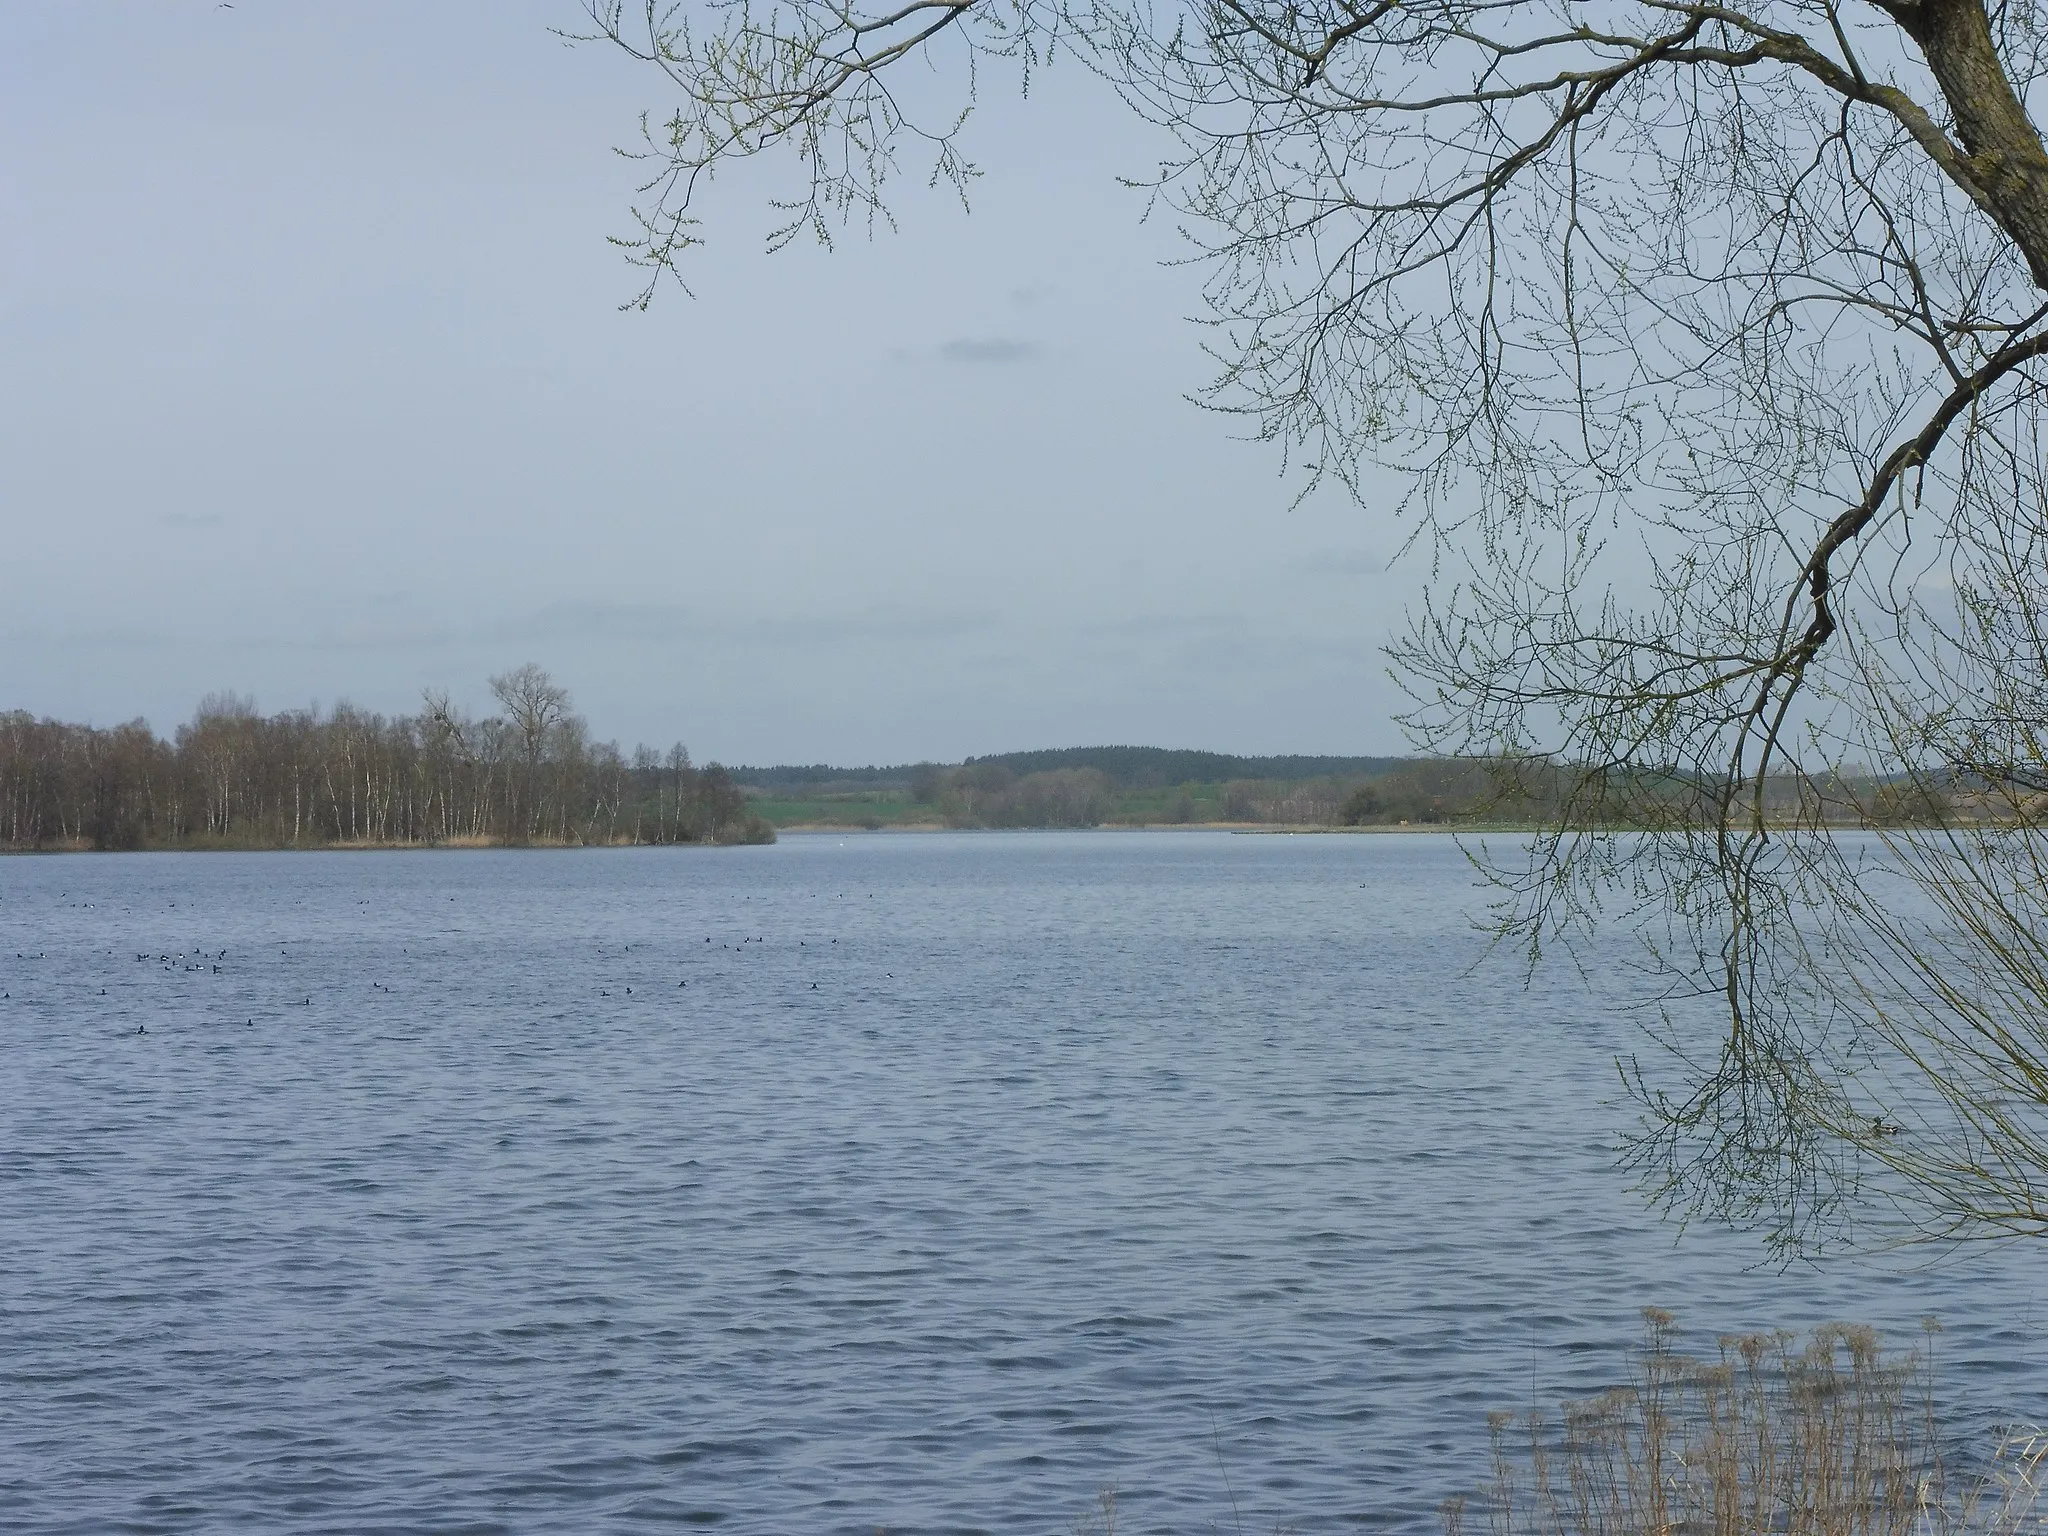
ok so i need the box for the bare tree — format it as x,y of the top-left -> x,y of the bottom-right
490,663 -> 575,840
583,0 -> 2048,1252
490,664 -> 573,766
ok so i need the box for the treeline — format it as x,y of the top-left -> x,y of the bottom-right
1335,759 -> 1970,830
917,765 -> 1118,828
0,666 -> 774,851
742,754 -> 1941,830
730,745 -> 1413,795
1334,759 -> 1558,826
905,758 -> 1530,829
959,746 -> 1412,788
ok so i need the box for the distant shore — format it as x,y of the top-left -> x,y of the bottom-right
3,822 -> 1488,851
0,835 -> 776,855
9,707 -> 1927,850
773,820 -> 1498,834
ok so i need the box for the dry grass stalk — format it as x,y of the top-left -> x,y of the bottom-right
1451,1310 -> 2047,1536
1071,1485 -> 1118,1535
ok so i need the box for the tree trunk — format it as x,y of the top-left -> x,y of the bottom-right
1891,0 -> 2048,285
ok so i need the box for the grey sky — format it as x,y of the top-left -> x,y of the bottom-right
1,2 -> 1409,764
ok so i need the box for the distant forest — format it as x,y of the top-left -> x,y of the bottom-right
734,751 -> 1933,831
728,746 -> 1411,791
735,752 -> 1545,829
0,667 -> 774,851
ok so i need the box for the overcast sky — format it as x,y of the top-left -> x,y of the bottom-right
1,2 -> 1412,764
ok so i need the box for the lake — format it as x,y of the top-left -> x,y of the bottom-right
2,832 -> 2043,1533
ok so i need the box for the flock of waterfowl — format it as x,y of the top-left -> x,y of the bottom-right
1,885 -> 887,1030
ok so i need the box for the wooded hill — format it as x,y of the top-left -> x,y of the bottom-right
737,754 -> 1934,831
727,746 -> 1410,794
959,747 -> 1412,787
737,753 -> 1517,829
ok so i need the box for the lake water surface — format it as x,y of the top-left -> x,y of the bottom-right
3,832 -> 2044,1533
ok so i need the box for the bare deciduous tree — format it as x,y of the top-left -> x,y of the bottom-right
490,664 -> 573,767
582,0 -> 2048,1252
490,663 -> 576,840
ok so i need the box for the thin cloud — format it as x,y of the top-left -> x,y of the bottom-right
939,337 -> 1037,364
1085,612 -> 1247,637
1293,546 -> 1391,576
489,600 -> 996,646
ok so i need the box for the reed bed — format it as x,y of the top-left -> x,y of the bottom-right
1444,1310 -> 2047,1536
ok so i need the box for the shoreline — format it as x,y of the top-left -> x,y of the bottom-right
1,823 -> 1485,852
0,837 -> 776,855
772,820 -> 1481,834
6,819 -> 1900,851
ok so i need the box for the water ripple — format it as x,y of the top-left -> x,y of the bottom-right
2,834 -> 2044,1532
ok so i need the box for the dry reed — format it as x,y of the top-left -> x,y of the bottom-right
1443,1310 -> 2046,1536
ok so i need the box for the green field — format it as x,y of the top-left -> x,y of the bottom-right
744,790 -> 940,829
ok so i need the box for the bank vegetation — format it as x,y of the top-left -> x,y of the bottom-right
1445,1311 -> 2045,1536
